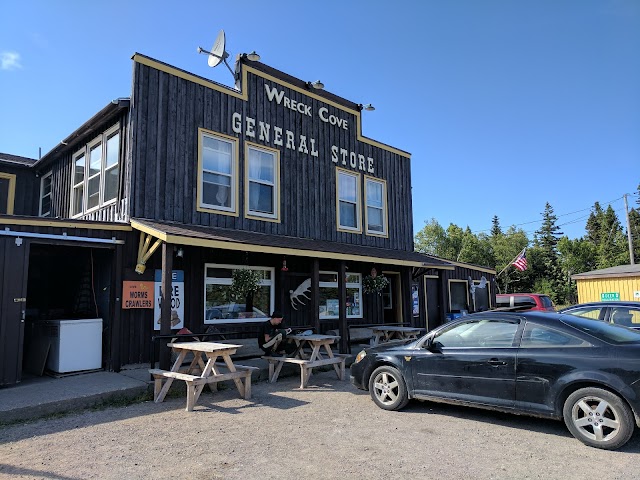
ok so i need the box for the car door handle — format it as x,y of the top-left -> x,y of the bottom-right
488,359 -> 507,366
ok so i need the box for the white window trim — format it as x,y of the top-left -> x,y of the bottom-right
336,167 -> 362,233
364,175 -> 388,237
69,124 -> 120,218
319,270 -> 363,319
197,128 -> 239,217
203,263 -> 275,324
39,171 -> 53,217
244,142 -> 280,222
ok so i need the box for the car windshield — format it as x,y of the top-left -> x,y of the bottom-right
561,315 -> 640,345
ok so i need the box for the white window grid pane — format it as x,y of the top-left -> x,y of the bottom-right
338,173 -> 357,202
106,134 -> 119,169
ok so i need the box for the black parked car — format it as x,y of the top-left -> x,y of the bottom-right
351,311 -> 640,450
558,301 -> 640,329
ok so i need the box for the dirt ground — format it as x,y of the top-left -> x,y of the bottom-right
1,369 -> 640,480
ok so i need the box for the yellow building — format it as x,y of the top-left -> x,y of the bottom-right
572,264 -> 640,303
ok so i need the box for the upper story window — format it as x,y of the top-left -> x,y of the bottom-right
336,168 -> 361,233
365,176 -> 387,236
71,124 -> 120,217
198,129 -> 239,216
39,172 -> 52,217
0,172 -> 16,215
245,142 -> 280,222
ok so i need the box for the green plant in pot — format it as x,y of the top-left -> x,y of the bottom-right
363,272 -> 389,295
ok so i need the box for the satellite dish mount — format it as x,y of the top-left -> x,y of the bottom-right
197,30 -> 235,78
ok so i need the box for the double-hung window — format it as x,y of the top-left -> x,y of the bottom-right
198,129 -> 238,216
39,172 -> 52,217
70,124 -> 120,217
245,142 -> 279,221
336,168 -> 361,232
0,173 -> 16,215
365,176 -> 387,236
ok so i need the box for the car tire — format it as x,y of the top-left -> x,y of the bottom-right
368,365 -> 409,411
563,387 -> 635,450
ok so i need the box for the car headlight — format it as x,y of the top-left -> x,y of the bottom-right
355,349 -> 367,363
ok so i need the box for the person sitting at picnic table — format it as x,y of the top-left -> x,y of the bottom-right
258,311 -> 296,356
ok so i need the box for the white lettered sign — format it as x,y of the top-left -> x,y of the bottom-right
154,270 -> 184,331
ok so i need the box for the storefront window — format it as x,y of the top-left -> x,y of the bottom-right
318,271 -> 362,319
204,264 -> 274,324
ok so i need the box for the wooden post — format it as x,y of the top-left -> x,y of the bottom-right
338,261 -> 348,353
110,242 -> 124,372
311,258 -> 320,333
159,243 -> 173,370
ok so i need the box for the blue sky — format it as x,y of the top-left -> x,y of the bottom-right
1,0 -> 638,240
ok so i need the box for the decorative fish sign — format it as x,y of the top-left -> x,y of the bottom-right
290,278 -> 311,310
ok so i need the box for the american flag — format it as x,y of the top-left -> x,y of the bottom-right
512,249 -> 528,271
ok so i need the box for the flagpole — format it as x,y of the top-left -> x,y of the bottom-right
496,248 -> 526,277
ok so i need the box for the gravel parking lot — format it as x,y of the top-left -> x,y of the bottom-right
1,368 -> 639,480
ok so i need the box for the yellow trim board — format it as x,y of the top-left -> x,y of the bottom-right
0,216 -> 131,230
132,54 -> 410,158
0,173 -> 16,215
131,219 -> 441,268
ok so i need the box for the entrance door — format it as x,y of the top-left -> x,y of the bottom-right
0,236 -> 30,386
382,273 -> 401,323
425,277 -> 440,331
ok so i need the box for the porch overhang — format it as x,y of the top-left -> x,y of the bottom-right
130,218 -> 454,270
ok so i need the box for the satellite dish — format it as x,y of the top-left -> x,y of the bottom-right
208,30 -> 226,67
197,30 -> 234,78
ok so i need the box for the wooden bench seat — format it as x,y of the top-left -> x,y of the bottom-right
261,354 -> 348,388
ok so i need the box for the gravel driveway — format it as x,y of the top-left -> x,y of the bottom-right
1,368 -> 639,480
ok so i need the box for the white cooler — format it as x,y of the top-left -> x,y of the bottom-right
44,319 -> 103,373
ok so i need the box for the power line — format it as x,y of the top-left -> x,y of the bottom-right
471,195 -> 626,235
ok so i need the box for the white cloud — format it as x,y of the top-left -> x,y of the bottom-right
1,51 -> 22,71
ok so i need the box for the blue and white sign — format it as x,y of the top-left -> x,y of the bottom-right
154,270 -> 184,331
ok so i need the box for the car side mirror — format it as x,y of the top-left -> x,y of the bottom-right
424,336 -> 442,352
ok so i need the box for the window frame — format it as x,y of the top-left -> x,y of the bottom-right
335,167 -> 362,233
197,128 -> 240,217
364,175 -> 388,237
203,263 -> 275,325
39,171 -> 53,217
471,279 -> 491,312
244,141 -> 280,222
0,172 -> 16,215
318,270 -> 363,320
69,124 -> 120,218
449,279 -> 470,312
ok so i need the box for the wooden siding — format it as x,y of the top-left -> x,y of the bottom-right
130,61 -> 414,251
576,277 -> 640,303
441,266 -> 497,314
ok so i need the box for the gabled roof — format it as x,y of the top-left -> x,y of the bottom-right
0,152 -> 37,167
572,264 -> 640,280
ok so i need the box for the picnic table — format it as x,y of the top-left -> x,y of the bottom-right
149,341 -> 258,411
262,334 -> 349,388
369,326 -> 423,347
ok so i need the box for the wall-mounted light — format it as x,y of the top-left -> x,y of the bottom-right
244,51 -> 260,61
307,80 -> 324,90
358,103 -> 375,111
176,247 -> 184,259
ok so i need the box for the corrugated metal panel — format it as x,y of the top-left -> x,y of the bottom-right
576,276 -> 640,302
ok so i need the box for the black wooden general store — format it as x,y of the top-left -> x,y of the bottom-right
0,53 -> 496,386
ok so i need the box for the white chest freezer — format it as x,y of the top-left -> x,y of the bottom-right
44,319 -> 103,373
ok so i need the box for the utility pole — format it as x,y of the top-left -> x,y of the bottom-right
624,194 -> 635,265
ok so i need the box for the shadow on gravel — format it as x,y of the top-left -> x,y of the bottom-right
396,399 -> 640,452
0,464 -> 82,480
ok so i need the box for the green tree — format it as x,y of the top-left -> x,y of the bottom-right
414,218 -> 447,257
557,237 -> 597,304
493,226 -> 529,294
585,202 -> 604,246
533,203 -> 564,303
597,205 -> 627,268
490,215 -> 502,237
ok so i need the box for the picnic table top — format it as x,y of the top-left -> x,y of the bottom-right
288,334 -> 340,341
370,326 -> 422,333
167,341 -> 243,352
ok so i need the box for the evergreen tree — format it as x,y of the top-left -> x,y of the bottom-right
597,205 -> 626,268
534,203 -> 564,303
491,215 -> 502,237
585,202 -> 604,246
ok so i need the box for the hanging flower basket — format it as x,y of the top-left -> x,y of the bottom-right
362,274 -> 389,295
230,268 -> 262,300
